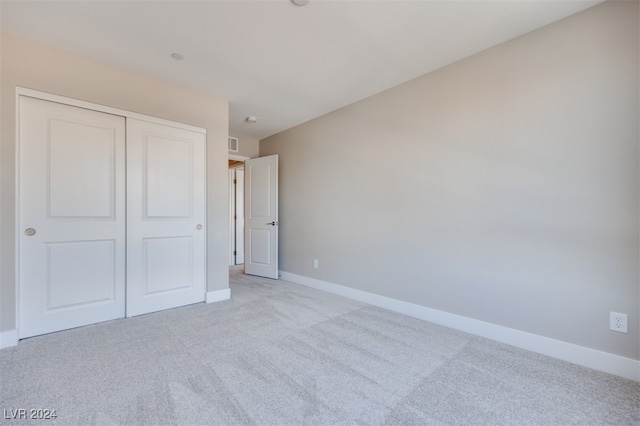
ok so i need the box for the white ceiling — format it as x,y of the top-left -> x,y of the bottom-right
1,0 -> 603,140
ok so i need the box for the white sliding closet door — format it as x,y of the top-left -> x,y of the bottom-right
19,96 -> 126,338
125,119 -> 206,317
19,92 -> 208,338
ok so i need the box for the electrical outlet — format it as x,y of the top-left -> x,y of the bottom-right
313,259 -> 318,269
610,312 -> 628,333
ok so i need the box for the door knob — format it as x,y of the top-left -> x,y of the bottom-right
25,228 -> 36,236
196,224 -> 203,230
267,221 -> 278,226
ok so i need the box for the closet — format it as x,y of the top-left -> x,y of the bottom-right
18,93 -> 206,338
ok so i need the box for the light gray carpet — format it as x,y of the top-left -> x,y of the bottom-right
1,267 -> 638,425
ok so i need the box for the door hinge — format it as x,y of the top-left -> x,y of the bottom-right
233,251 -> 237,256
233,179 -> 237,184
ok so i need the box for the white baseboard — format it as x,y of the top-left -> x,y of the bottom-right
206,288 -> 231,304
0,329 -> 18,350
280,271 -> 640,382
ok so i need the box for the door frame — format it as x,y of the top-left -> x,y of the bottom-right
14,87 -> 208,338
228,154 -> 249,266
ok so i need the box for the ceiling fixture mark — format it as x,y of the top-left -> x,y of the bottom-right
291,0 -> 310,6
171,52 -> 184,60
245,116 -> 258,124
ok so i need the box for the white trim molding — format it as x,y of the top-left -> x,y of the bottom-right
16,87 -> 205,132
280,271 -> 640,382
229,154 -> 250,161
206,289 -> 231,304
0,329 -> 19,350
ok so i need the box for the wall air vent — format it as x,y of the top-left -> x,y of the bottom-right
228,137 -> 239,152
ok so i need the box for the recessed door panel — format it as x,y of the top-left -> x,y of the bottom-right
46,240 -> 116,309
48,119 -> 116,218
249,163 -> 272,218
19,96 -> 126,338
143,237 -> 192,294
145,135 -> 192,218
249,229 -> 271,265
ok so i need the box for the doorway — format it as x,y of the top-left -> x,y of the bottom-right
228,154 -> 279,279
229,156 -> 247,266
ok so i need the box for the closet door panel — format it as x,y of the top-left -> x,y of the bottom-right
126,119 -> 206,317
19,96 -> 126,338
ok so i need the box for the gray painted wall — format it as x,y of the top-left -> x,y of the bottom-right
0,33 -> 230,334
229,135 -> 260,159
260,1 -> 639,359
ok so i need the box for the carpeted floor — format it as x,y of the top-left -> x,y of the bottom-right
1,267 -> 638,425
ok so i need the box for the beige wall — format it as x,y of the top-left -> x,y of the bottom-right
261,1 -> 639,359
0,33 -> 230,333
229,135 -> 260,159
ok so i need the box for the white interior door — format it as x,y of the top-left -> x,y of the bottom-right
19,96 -> 126,338
126,119 -> 206,317
244,155 -> 278,279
